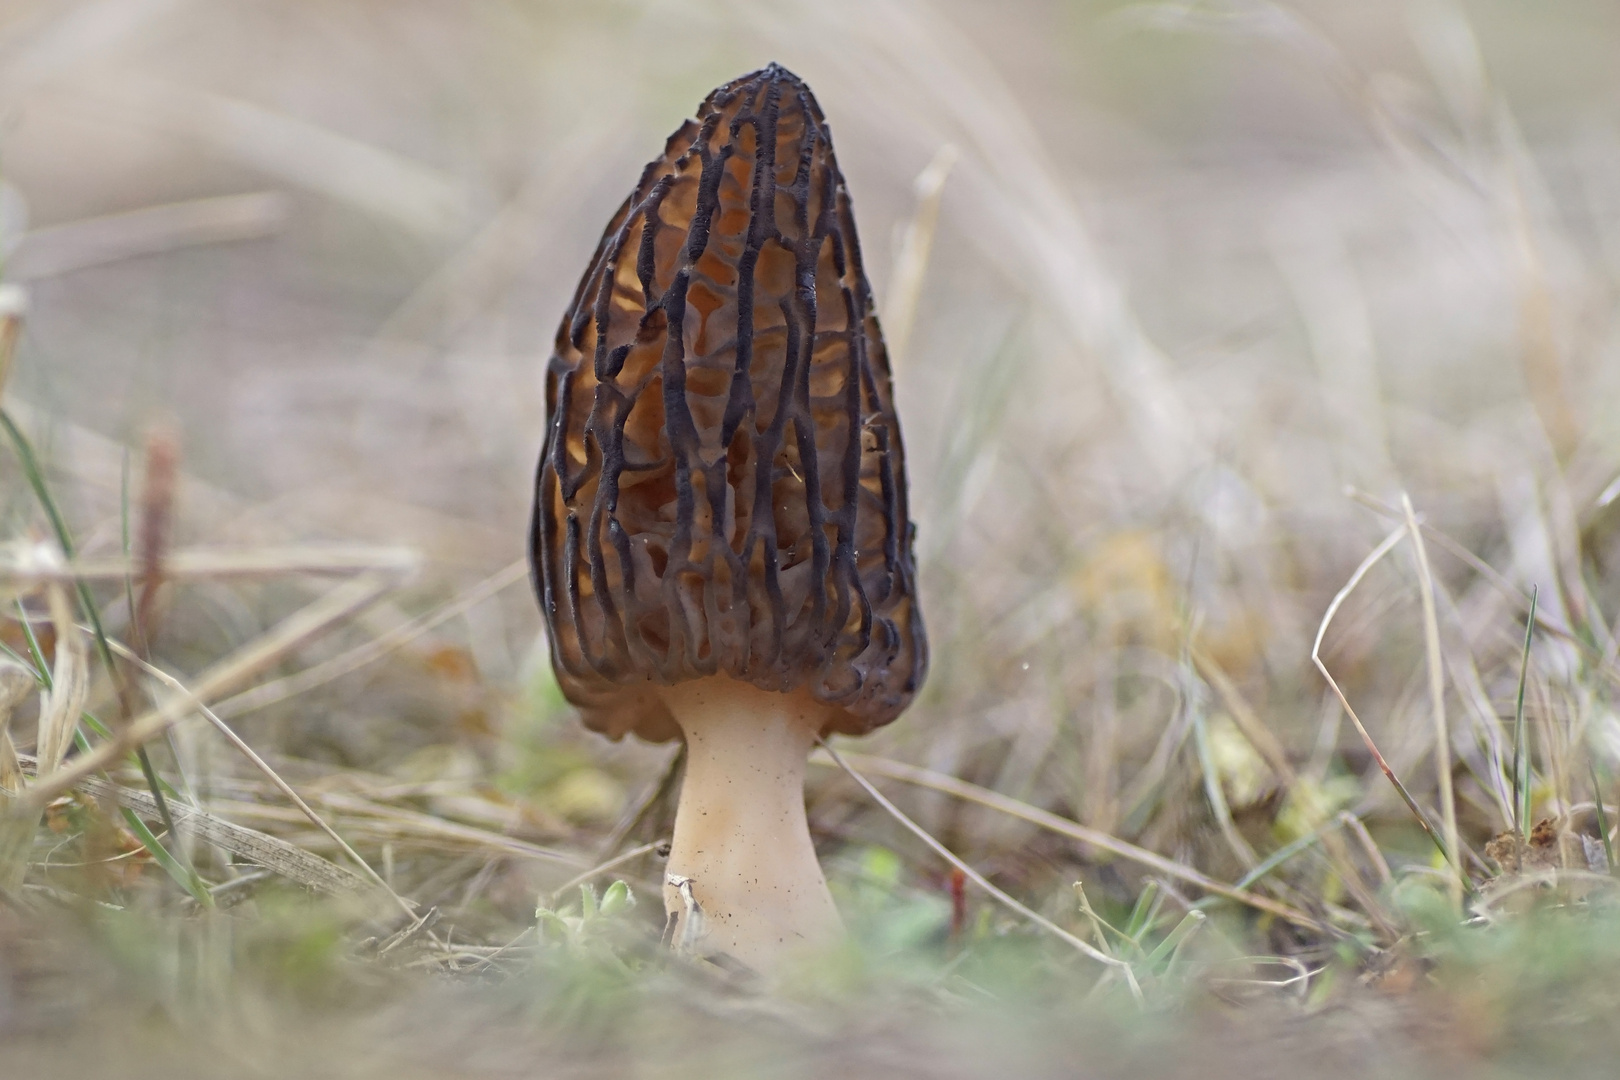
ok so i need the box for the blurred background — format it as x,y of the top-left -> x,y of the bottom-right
3,1 -> 1620,1069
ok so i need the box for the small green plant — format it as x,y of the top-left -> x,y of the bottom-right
526,881 -> 650,1027
535,880 -> 639,958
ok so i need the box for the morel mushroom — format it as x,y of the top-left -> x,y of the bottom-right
531,64 -> 926,970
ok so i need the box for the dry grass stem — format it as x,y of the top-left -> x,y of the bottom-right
1193,644 -> 1389,925
546,840 -> 666,907
212,558 -> 526,721
7,192 -> 291,281
819,737 -> 1144,998
105,636 -> 416,917
1191,646 -> 1292,781
883,142 -> 959,367
20,571 -> 405,809
1402,492 -> 1462,909
278,793 -> 583,868
1311,521 -> 1452,861
0,545 -> 421,587
1340,812 -> 1394,887
1,581 -> 89,889
1190,697 -> 1260,870
0,285 -> 22,397
810,748 -> 1326,933
16,753 -> 368,896
1351,488 -> 1609,678
36,583 -> 87,779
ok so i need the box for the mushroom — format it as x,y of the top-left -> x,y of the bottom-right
530,64 -> 926,970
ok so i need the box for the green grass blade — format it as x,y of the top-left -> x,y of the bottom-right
2,406 -> 196,884
7,623 -> 205,904
0,409 -> 79,560
13,600 -> 51,687
119,807 -> 213,906
121,447 -> 141,656
1591,760 -> 1614,876
1124,879 -> 1162,942
1236,820 -> 1340,892
0,637 -> 40,677
1144,909 -> 1206,972
1512,586 -> 1538,835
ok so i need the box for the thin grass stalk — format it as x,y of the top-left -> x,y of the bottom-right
1533,678 -> 1572,842
0,288 -> 20,395
1191,645 -> 1292,780
14,755 -> 370,895
546,841 -> 665,907
596,744 -> 683,862
1312,525 -> 1423,820
123,435 -> 211,873
1143,910 -> 1205,973
106,637 -> 416,919
117,809 -> 211,902
1535,680 -> 1574,841
38,586 -> 86,777
0,406 -> 194,875
818,737 -> 1144,1000
1230,821 -> 1343,892
1590,760 -> 1614,875
0,548 -> 424,587
9,591 -> 192,901
1513,587 -> 1538,834
0,637 -> 36,675
808,748 -> 1327,932
8,599 -> 211,903
11,603 -> 48,688
212,557 -> 521,720
1350,488 -> 1612,686
20,571 -> 401,810
0,705 -> 26,876
1432,577 -> 1516,825
132,428 -> 178,650
120,448 -> 143,657
1124,880 -> 1163,942
1312,521 -> 1473,891
1341,812 -> 1394,885
1190,693 -> 1259,869
1193,641 -> 1392,929
1403,493 -> 1461,909
0,585 -> 87,890
1071,882 -> 1130,957
883,142 -> 958,367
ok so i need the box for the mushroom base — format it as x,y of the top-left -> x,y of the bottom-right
660,677 -> 842,971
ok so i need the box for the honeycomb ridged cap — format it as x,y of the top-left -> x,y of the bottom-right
531,64 -> 927,742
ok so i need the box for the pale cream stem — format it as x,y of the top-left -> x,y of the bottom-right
660,677 -> 842,971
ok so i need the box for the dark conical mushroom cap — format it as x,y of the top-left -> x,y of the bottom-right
531,64 -> 927,742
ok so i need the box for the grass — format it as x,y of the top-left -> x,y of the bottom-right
2,0 -> 1620,1076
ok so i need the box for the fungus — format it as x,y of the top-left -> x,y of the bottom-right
531,64 -> 926,971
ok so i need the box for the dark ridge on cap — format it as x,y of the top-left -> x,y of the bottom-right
531,65 -> 927,742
